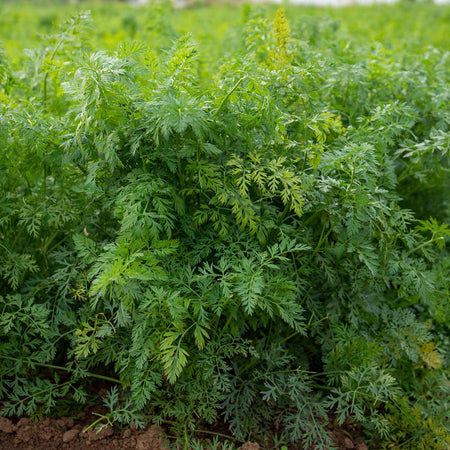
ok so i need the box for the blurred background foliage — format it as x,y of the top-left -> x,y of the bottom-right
0,1 -> 449,60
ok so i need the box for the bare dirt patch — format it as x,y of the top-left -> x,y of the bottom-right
0,407 -> 370,449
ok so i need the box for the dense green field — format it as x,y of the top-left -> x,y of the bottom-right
1,1 -> 449,55
0,1 -> 449,449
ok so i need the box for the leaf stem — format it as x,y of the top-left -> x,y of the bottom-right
406,238 -> 434,256
213,76 -> 247,118
154,418 -> 247,444
2,355 -> 122,384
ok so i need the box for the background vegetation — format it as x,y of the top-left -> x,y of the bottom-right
0,1 -> 449,448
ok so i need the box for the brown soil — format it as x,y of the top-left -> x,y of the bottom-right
0,414 -> 166,450
0,408 -> 370,450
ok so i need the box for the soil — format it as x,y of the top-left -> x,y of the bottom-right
0,407 -> 370,450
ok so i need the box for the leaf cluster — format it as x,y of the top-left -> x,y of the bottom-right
0,5 -> 449,448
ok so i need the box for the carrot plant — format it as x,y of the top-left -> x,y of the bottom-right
0,5 -> 449,448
